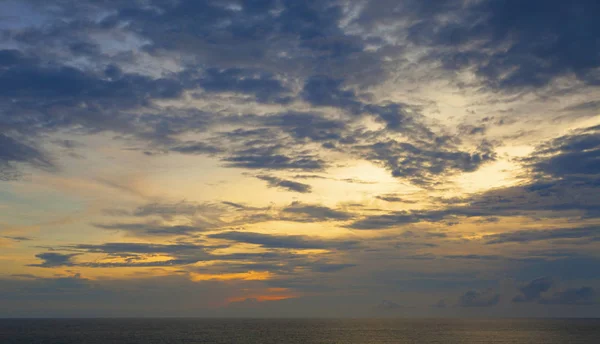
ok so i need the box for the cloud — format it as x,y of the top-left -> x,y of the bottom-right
169,141 -> 224,155
198,68 -> 291,104
282,202 -> 353,221
37,242 -> 312,269
354,138 -> 496,186
374,300 -> 403,311
347,210 -> 448,230
2,236 -> 34,242
0,134 -> 54,180
29,253 -> 79,268
512,277 -> 554,303
524,125 -> 600,179
387,0 -> 600,89
208,231 -> 358,250
0,1 -> 500,188
223,154 -> 325,171
256,175 -> 312,193
444,255 -> 503,261
563,100 -> 600,113
130,201 -> 223,220
301,75 -> 361,111
348,125 -> 600,230
310,263 -> 356,273
262,112 -> 348,143
432,299 -> 447,308
375,195 -> 417,203
69,242 -> 213,256
540,287 -> 597,306
2,0 -> 600,318
485,227 -> 599,245
513,257 -> 600,282
94,222 -> 212,237
0,274 -> 252,317
457,290 -> 500,308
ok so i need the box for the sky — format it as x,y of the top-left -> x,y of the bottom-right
0,0 -> 599,318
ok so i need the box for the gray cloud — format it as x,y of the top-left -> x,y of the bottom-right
198,68 -> 292,104
223,154 -> 326,171
372,0 -> 600,90
457,290 -> 500,308
94,222 -> 213,237
2,236 -> 34,242
282,202 -> 353,221
1,0 -> 600,318
375,195 -> 418,203
169,141 -> 224,155
374,300 -> 403,311
485,227 -> 599,245
29,252 -> 79,268
256,175 -> 312,193
512,277 -> 554,303
0,134 -> 54,180
209,231 -> 359,250
540,287 -> 597,306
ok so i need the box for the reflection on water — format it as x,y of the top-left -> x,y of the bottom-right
0,318 -> 599,344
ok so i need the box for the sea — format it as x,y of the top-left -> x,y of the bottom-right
0,318 -> 599,343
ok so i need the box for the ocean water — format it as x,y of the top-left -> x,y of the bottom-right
0,318 -> 599,343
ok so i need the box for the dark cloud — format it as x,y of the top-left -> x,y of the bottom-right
29,252 -> 79,268
540,287 -> 597,306
169,141 -> 224,155
209,231 -> 358,250
432,299 -> 447,308
512,277 -> 554,303
0,134 -> 53,180
1,0 -> 516,189
0,54 -> 182,103
256,175 -> 312,193
354,138 -> 496,186
262,112 -> 347,143
223,154 -> 325,171
310,263 -> 356,273
198,68 -> 291,104
444,255 -> 503,261
395,242 -> 438,249
389,0 -> 600,89
364,103 -> 429,134
0,0 -> 507,189
514,257 -> 600,282
485,227 -> 599,245
348,210 -> 448,230
563,100 -> 600,113
374,300 -> 403,311
130,201 -> 223,220
2,236 -> 34,242
457,290 -> 500,308
375,195 -> 417,203
221,201 -> 248,209
265,277 -> 337,293
302,75 -> 361,111
347,124 -> 600,230
94,222 -> 212,237
39,242 -> 310,269
0,274 -> 253,317
70,242 -> 212,256
283,202 -> 353,221
524,126 -> 600,179
0,0 -> 598,319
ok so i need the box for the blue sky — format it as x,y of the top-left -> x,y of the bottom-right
0,0 -> 599,317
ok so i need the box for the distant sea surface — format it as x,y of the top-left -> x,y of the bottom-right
1,318 -> 599,343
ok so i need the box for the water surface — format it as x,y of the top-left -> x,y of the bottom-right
1,318 -> 599,343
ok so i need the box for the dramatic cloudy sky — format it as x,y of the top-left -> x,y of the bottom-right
1,0 -> 599,317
